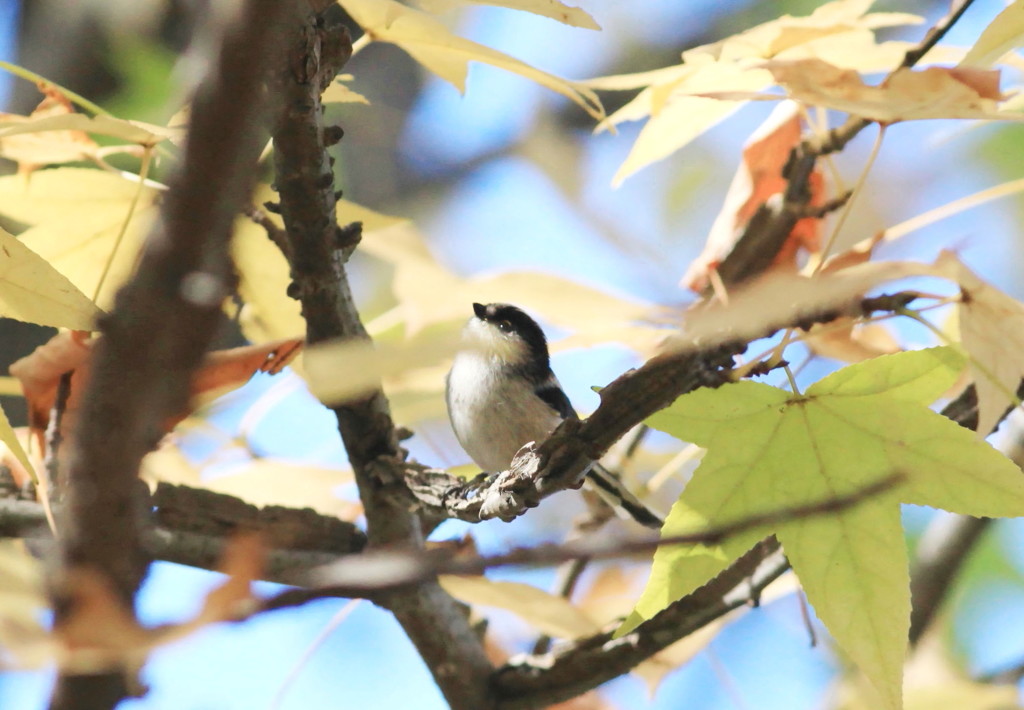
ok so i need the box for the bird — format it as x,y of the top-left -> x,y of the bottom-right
445,302 -> 662,528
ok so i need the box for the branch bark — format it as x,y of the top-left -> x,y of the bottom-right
48,2 -> 288,708
268,4 -> 494,708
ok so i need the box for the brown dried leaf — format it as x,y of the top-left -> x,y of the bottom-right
760,59 -> 1021,123
197,532 -> 264,624
0,84 -> 97,174
682,101 -> 827,292
40,534 -> 264,673
10,332 -> 303,454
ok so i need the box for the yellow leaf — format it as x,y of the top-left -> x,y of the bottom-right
439,575 -> 600,638
0,113 -> 179,146
699,0 -> 920,63
934,251 -> 1024,437
303,329 -> 462,405
670,260 -> 936,354
0,168 -> 159,308
322,75 -> 371,105
0,226 -> 101,329
961,0 -> 1024,69
0,407 -> 35,486
361,223 -> 662,353
202,460 -> 354,519
588,0 -> 924,183
409,0 -> 600,30
758,59 -> 1023,123
610,61 -> 773,186
140,443 -> 201,488
338,0 -> 603,119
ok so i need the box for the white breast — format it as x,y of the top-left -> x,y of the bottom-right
446,350 -> 562,472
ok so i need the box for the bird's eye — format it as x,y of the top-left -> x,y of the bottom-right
497,320 -> 513,332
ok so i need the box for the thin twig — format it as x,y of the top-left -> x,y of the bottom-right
293,474 -> 901,597
43,372 -> 71,498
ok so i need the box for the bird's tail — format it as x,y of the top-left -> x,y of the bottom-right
585,463 -> 663,529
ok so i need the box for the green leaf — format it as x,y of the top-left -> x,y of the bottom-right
630,347 -> 1024,710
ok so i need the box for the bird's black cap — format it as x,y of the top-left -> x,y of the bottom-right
471,302 -> 551,378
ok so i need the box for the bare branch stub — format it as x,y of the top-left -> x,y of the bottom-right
48,2 -> 289,709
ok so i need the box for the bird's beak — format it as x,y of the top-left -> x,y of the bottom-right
472,303 -> 487,319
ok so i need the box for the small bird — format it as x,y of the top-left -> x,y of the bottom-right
445,302 -> 662,528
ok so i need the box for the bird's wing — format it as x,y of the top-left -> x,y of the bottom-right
534,376 -> 578,421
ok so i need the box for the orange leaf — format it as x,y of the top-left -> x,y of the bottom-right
9,330 -> 92,451
198,532 -> 265,623
10,333 -> 303,457
683,101 -> 827,292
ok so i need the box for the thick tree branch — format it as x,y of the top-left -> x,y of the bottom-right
269,4 -> 494,708
2,486 -> 365,584
48,3 -> 288,708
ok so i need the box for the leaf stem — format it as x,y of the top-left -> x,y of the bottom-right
350,33 -> 372,56
812,125 -> 886,275
0,60 -> 112,117
92,145 -> 154,304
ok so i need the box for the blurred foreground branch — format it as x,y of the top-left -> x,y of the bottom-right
47,2 -> 288,708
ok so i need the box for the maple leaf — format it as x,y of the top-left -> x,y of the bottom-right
0,167 -> 161,308
757,59 -> 1022,123
0,84 -> 176,174
588,0 -> 923,184
624,348 -> 1024,710
0,84 -> 97,174
0,225 -> 100,330
337,0 -> 603,119
934,251 -> 1024,437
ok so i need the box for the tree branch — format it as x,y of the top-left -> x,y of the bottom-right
493,541 -> 788,709
269,4 -> 494,708
48,2 -> 289,707
0,483 -> 366,583
260,474 -> 898,598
